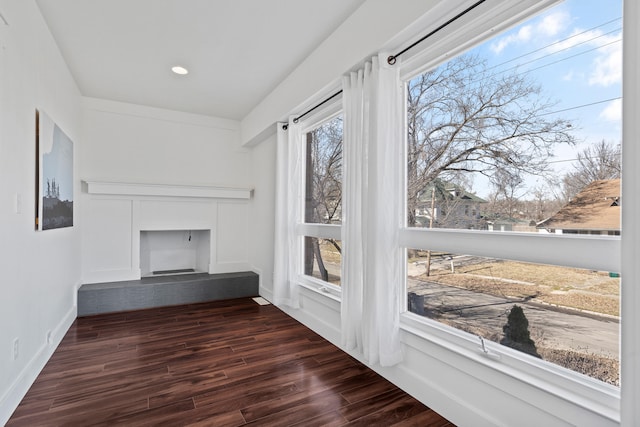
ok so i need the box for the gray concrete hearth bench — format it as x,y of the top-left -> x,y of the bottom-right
77,272 -> 259,316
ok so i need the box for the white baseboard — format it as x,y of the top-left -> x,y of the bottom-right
0,305 -> 77,426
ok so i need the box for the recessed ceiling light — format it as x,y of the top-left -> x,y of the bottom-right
171,66 -> 189,75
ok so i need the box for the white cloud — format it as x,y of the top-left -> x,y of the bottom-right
517,25 -> 533,42
491,25 -> 532,54
538,12 -> 567,37
490,11 -> 569,55
588,40 -> 622,87
546,28 -> 602,53
544,27 -> 621,88
599,98 -> 622,122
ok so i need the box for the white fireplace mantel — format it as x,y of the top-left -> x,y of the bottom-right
82,180 -> 251,283
84,180 -> 252,199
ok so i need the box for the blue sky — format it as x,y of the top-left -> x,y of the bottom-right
468,0 -> 622,197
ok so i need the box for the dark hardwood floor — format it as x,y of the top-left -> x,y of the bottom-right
8,298 -> 454,426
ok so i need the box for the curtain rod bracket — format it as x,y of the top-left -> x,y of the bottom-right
387,55 -> 397,65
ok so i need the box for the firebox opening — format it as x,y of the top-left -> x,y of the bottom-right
140,229 -> 210,277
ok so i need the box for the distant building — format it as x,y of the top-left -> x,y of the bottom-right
537,179 -> 620,235
415,183 -> 487,229
487,218 -> 538,233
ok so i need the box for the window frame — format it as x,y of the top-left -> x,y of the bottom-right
295,101 -> 344,294
396,0 -> 621,418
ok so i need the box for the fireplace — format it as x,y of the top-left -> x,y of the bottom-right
139,229 -> 211,277
82,181 -> 252,283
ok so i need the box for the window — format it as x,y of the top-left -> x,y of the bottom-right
304,237 -> 342,286
304,117 -> 343,225
301,114 -> 343,287
403,0 -> 621,385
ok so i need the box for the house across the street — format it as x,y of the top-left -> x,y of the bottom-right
537,179 -> 621,235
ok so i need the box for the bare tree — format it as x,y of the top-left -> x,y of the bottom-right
307,118 -> 343,224
304,117 -> 343,281
407,54 -> 575,227
486,169 -> 525,220
529,186 -> 564,223
562,140 -> 621,201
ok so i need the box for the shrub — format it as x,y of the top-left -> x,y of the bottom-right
501,305 -> 541,358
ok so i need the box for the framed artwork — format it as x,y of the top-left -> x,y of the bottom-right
35,110 -> 74,230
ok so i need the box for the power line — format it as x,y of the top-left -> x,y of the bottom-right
459,38 -> 621,89
539,96 -> 621,117
547,154 -> 619,165
486,17 -> 621,72
515,38 -> 621,77
432,35 -> 622,99
488,30 -> 621,76
420,16 -> 623,100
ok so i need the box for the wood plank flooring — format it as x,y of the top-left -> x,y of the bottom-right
8,298 -> 454,426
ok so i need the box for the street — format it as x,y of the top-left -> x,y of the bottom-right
408,278 -> 619,358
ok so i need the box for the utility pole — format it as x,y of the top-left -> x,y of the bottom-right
425,186 -> 436,276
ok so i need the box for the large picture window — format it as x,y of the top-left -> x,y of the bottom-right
404,0 -> 621,385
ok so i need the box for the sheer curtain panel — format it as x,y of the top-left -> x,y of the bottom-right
341,54 -> 404,366
273,120 -> 302,308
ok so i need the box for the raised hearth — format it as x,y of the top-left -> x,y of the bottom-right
77,271 -> 259,316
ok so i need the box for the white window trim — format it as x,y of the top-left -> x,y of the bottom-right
396,0 -> 622,421
295,102 -> 344,295
297,224 -> 343,296
400,228 -> 619,273
297,223 -> 341,241
400,313 -> 620,421
621,0 -> 640,424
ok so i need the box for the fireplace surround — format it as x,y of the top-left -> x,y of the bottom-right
82,181 -> 252,283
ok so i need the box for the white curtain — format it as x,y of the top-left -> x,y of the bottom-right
341,54 -> 404,366
272,119 -> 303,308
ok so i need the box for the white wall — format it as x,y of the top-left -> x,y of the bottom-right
80,98 -> 247,186
80,98 -> 252,283
0,1 -> 82,424
248,130 -> 277,295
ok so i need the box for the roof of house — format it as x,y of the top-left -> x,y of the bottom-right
417,183 -> 487,204
537,179 -> 620,231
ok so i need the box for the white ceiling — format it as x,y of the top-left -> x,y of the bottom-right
36,0 -> 366,120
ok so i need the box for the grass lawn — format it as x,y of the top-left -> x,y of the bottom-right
411,255 -> 620,317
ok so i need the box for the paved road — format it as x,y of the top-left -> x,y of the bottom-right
321,254 -> 618,357
408,279 -> 619,358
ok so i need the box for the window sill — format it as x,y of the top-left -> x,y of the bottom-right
399,312 -> 620,423
298,276 -> 342,303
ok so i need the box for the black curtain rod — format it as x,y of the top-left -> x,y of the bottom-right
282,90 -> 342,130
387,0 -> 486,65
283,0 -> 486,130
